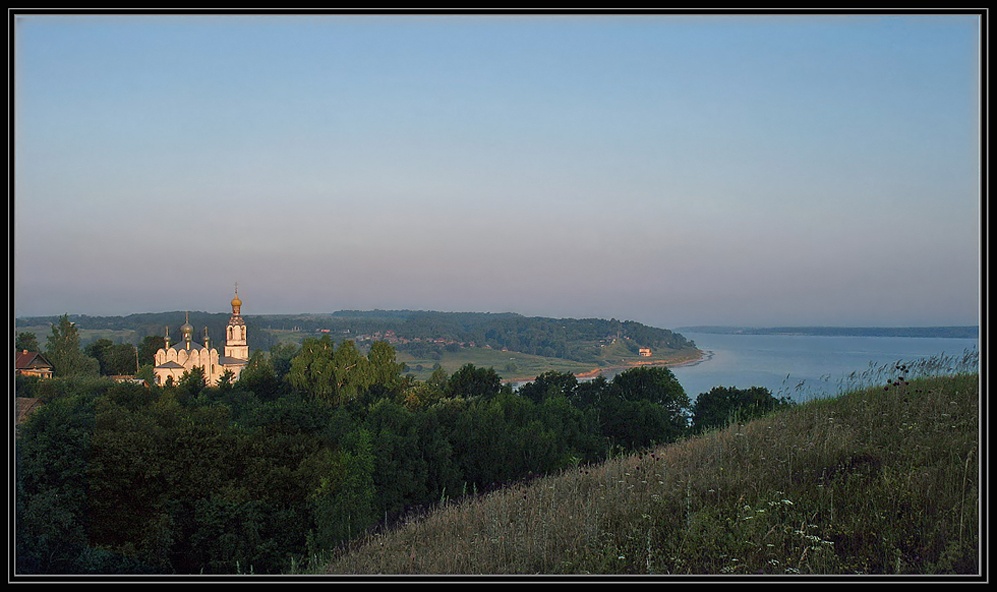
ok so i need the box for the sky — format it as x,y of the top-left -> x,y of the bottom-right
12,12 -> 983,329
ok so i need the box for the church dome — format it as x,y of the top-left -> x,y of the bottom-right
180,312 -> 194,338
231,284 -> 242,312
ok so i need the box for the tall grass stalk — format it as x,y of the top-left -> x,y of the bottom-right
778,347 -> 979,402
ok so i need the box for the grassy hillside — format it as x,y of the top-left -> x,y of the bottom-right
396,339 -> 703,382
396,347 -> 597,381
321,373 -> 980,576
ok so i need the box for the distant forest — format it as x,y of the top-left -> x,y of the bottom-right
678,326 -> 979,339
16,310 -> 697,363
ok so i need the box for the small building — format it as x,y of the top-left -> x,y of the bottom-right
111,375 -> 148,386
638,347 -> 652,357
15,351 -> 54,379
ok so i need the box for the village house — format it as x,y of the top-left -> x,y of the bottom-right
15,350 -> 54,379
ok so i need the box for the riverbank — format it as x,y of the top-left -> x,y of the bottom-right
503,348 -> 709,385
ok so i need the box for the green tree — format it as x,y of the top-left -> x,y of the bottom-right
572,375 -> 609,409
414,403 -> 462,499
268,342 -> 300,384
367,340 -> 404,393
288,336 -> 338,402
610,366 -> 687,407
138,335 -> 165,367
16,331 -> 40,352
331,340 -> 372,400
86,339 -> 138,376
87,389 -> 173,570
85,339 -> 115,374
446,364 -> 502,399
136,364 -> 156,386
308,429 -> 376,553
176,367 -> 207,403
600,396 -> 679,450
45,315 -> 99,378
536,394 -> 604,465
215,369 -> 235,391
365,399 -> 428,517
238,351 -> 282,401
518,370 -> 578,404
427,366 -> 449,392
289,337 -> 401,406
16,393 -> 97,573
605,367 -> 691,446
690,386 -> 794,433
107,343 -> 139,375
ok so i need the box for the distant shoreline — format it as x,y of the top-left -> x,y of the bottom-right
504,348 -> 710,385
677,326 -> 978,339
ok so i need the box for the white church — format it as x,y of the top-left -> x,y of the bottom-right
153,287 -> 249,387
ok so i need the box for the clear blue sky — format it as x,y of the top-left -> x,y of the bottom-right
13,12 -> 982,329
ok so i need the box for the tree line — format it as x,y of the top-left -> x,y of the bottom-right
17,310 -> 697,364
16,328 -> 789,575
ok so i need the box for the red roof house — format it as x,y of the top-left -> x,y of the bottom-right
15,351 -> 55,379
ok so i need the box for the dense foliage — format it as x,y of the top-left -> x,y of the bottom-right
690,385 -> 794,433
16,339 -> 696,575
44,315 -> 99,378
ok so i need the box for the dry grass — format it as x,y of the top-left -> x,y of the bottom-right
321,372 -> 980,576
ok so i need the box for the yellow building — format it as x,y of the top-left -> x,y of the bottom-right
153,288 -> 249,387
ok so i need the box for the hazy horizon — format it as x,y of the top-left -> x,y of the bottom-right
13,12 -> 982,331
11,308 -> 981,332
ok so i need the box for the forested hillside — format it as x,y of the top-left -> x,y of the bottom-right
324,372 -> 980,575
16,310 -> 698,365
16,336 -> 723,575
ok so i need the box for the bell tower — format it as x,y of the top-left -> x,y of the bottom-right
224,284 -> 249,361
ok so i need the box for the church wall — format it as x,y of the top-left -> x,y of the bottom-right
153,290 -> 249,387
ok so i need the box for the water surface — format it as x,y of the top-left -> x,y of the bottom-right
669,332 -> 979,402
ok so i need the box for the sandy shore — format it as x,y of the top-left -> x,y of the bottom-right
503,348 -> 711,385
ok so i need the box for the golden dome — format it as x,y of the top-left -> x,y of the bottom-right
180,312 -> 193,337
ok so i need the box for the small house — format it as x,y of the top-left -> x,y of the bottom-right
15,351 -> 54,379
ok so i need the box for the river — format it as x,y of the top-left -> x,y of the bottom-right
668,332 -> 980,402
